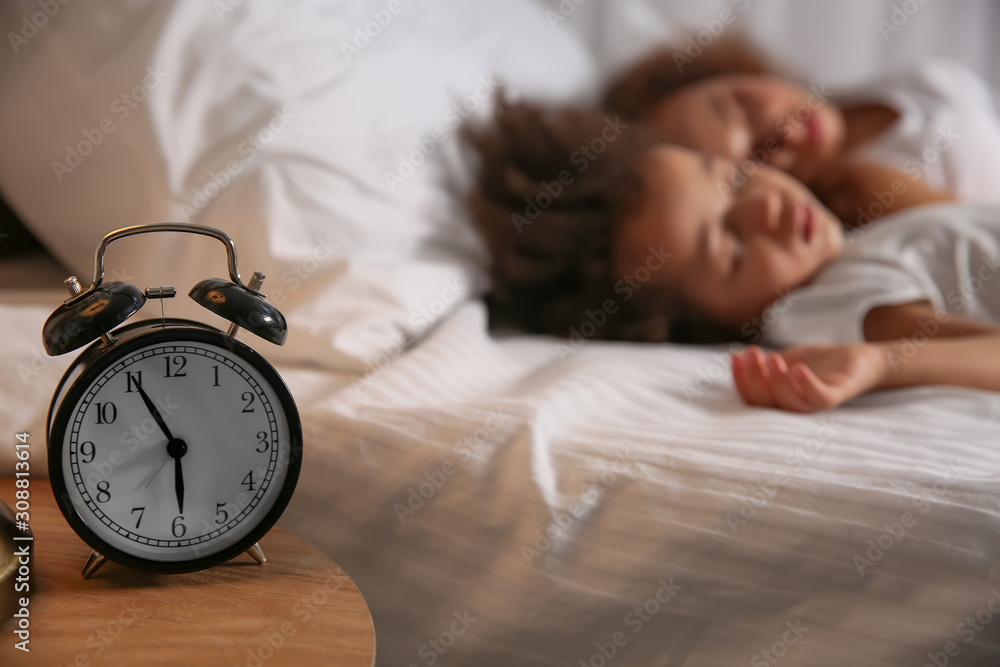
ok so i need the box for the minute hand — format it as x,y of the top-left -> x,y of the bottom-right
135,384 -> 176,441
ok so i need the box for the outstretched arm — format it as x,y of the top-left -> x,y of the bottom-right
877,332 -> 1000,391
732,301 -> 1000,412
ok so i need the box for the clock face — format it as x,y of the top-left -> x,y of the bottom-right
49,324 -> 301,571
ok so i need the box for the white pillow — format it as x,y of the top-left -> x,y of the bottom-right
0,0 -> 597,372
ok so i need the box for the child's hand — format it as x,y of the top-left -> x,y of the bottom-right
731,344 -> 887,412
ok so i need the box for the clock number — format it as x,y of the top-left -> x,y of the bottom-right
241,471 -> 255,491
172,515 -> 187,538
215,503 -> 230,525
241,391 -> 256,413
256,431 -> 269,453
164,355 -> 188,378
95,481 -> 111,503
79,440 -> 96,464
212,364 -> 221,387
131,507 -> 145,529
125,370 -> 143,393
95,402 -> 117,425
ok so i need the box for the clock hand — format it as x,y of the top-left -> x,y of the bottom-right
134,383 -> 176,442
137,456 -> 170,491
174,454 -> 185,515
167,438 -> 188,515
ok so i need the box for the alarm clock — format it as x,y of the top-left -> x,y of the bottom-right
43,223 -> 303,577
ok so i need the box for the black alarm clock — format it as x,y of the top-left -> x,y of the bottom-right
43,223 -> 303,577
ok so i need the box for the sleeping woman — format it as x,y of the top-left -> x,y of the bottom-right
464,99 -> 1000,413
601,39 -> 1000,229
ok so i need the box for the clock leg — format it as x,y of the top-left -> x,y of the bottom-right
81,550 -> 108,579
246,542 -> 266,565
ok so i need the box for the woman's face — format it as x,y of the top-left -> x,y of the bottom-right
615,145 -> 844,327
647,74 -> 845,185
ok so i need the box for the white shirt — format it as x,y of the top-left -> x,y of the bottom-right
761,204 -> 1000,347
843,59 -> 1000,203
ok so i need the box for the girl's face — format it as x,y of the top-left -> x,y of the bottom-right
615,145 -> 844,327
647,74 -> 844,185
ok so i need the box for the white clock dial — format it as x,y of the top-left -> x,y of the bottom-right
59,338 -> 294,563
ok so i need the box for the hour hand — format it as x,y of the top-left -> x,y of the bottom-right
173,454 -> 185,514
167,438 -> 188,515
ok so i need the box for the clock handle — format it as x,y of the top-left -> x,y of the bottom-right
44,222 -> 287,353
66,223 -> 264,307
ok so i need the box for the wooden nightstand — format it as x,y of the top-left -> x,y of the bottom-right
0,477 -> 375,666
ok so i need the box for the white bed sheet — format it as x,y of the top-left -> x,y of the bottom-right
4,288 -> 1000,666
278,300 -> 1000,666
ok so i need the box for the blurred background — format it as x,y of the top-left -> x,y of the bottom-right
564,0 -> 1000,89
1,0 -> 998,370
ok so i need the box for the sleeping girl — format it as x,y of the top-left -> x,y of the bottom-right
602,39 -> 1000,230
465,98 -> 1000,413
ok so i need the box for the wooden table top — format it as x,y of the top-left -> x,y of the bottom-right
0,477 -> 375,666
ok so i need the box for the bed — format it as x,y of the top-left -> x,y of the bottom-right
2,1 -> 1000,665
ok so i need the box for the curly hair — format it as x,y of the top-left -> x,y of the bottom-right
603,36 -> 771,120
463,96 -> 747,345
